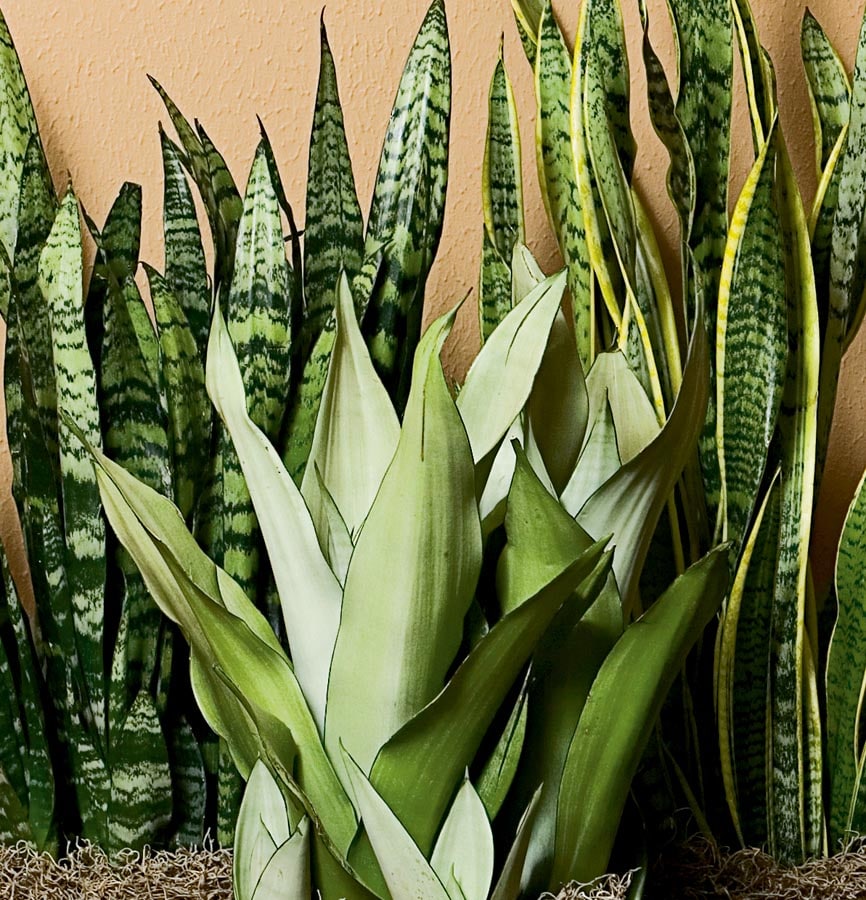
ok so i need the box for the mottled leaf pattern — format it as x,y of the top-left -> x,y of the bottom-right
40,191 -> 107,743
716,128 -> 786,562
358,0 -> 451,410
303,18 -> 364,355
161,129 -> 210,358
535,3 -> 592,363
801,11 -> 851,175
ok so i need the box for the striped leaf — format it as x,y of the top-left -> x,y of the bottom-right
107,689 -> 173,852
510,0 -> 545,61
148,266 -> 210,523
94,259 -> 173,721
828,469 -> 866,847
161,128 -> 210,358
818,7 -> 866,498
667,0 -> 732,318
766,141 -> 822,863
199,125 -> 244,290
480,229 -> 512,343
149,78 -> 219,256
0,6 -> 40,259
801,10 -> 851,176
731,0 -> 774,149
484,48 -> 524,263
721,475 -> 780,848
667,0 -> 733,515
325,310 -> 482,774
716,127 -> 787,562
165,717 -> 207,847
480,48 -> 523,344
39,190 -> 107,743
638,0 -> 695,244
358,0 -> 451,411
213,141 -> 291,601
0,557 -> 54,850
303,17 -> 364,359
13,134 -> 59,459
535,2 -> 592,363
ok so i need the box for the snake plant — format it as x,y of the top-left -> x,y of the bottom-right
89,248 -> 728,896
508,0 -> 866,873
0,0 -> 452,851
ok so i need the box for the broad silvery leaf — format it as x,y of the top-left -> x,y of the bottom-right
342,747 -> 451,900
302,272 -> 400,539
430,776 -> 494,900
325,309 -> 482,774
458,270 -> 566,464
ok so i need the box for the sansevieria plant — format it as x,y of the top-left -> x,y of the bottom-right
87,176 -> 730,900
0,0 -> 453,851
505,0 -> 866,873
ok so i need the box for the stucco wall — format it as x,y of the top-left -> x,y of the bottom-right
2,0 -> 864,592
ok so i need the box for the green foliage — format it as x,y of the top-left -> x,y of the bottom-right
0,0 -> 454,855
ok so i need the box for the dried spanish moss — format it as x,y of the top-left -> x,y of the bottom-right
647,836 -> 866,899
551,871 -> 635,900
0,840 -> 233,899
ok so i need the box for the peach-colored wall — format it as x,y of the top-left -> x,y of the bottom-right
2,0 -> 864,589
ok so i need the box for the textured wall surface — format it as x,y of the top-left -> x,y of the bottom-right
2,0 -> 864,588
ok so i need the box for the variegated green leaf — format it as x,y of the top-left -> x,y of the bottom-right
818,7 -> 866,498
828,469 -> 866,847
160,128 -> 210,358
476,684 -> 527,822
147,265 -> 210,522
577,313 -> 709,617
358,0 -> 450,410
535,2 -> 592,363
107,690 -> 172,852
483,48 -> 524,263
303,17 -> 364,358
90,451 -> 359,856
363,496 -> 609,861
343,748 -> 451,900
325,310 -> 481,774
458,270 -> 566,464
0,7 -> 40,259
801,10 -> 851,175
489,788 -> 542,900
766,140 -> 822,863
39,190 -> 107,741
716,126 -> 787,562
